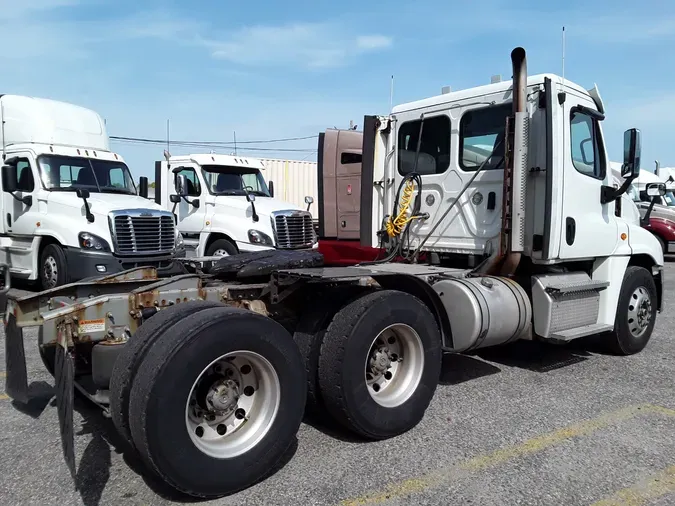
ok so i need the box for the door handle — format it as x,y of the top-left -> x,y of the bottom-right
566,217 -> 576,245
487,192 -> 496,210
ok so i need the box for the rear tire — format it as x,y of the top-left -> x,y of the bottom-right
604,266 -> 658,355
40,243 -> 68,290
127,306 -> 306,498
317,290 -> 442,440
110,300 -> 224,450
293,286 -> 372,417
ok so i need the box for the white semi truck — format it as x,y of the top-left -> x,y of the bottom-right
153,153 -> 317,257
0,94 -> 183,290
1,47 -> 665,499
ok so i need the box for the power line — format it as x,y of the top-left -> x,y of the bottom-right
111,139 -> 316,153
109,134 -> 318,146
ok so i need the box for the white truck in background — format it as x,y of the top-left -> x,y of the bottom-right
153,153 -> 318,257
0,94 -> 183,290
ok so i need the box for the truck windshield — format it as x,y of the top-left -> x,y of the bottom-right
201,165 -> 271,197
663,191 -> 675,206
37,155 -> 137,195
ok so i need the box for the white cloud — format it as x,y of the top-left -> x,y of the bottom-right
203,22 -> 393,69
356,35 -> 393,50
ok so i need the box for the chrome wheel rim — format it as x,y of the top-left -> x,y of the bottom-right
43,256 -> 58,288
627,286 -> 652,338
185,351 -> 280,459
212,249 -> 230,257
364,323 -> 425,408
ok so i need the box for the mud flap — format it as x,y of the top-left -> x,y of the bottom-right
54,341 -> 77,485
4,314 -> 29,404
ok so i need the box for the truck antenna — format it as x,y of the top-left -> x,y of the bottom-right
561,26 -> 566,87
166,119 -> 170,156
390,74 -> 394,113
1,100 -> 5,160
234,131 -> 237,155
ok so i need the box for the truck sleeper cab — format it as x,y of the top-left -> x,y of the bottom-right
154,153 -> 318,258
0,94 -> 182,290
0,46 -> 665,500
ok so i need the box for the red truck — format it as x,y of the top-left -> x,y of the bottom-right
315,128 -> 430,265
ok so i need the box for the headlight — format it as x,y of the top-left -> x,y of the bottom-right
78,232 -> 111,252
175,228 -> 185,249
248,229 -> 274,246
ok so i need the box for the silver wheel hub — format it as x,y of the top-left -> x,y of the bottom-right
186,351 -> 280,459
206,379 -> 240,414
627,286 -> 652,338
43,256 -> 58,287
364,323 -> 424,409
212,249 -> 229,257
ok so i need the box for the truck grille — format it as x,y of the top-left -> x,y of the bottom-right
273,211 -> 316,249
111,211 -> 175,255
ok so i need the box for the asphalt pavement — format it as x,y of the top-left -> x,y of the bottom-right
1,264 -> 675,506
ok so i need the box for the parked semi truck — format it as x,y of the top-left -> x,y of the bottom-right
153,153 -> 318,257
2,47 -> 665,499
0,94 -> 182,290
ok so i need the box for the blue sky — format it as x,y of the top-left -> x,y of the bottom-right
3,0 -> 675,180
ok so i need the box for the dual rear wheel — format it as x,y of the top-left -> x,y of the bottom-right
109,301 -> 306,499
295,289 -> 443,440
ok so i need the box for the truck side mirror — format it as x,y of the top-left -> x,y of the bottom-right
621,128 -> 641,178
175,174 -> 188,197
304,195 -> 314,212
76,188 -> 91,199
1,165 -> 17,193
641,182 -> 666,227
646,182 -> 666,198
268,180 -> 274,197
138,176 -> 149,199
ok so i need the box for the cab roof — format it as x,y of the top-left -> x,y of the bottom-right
392,73 -> 592,114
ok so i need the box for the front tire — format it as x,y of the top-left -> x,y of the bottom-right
605,266 -> 658,355
206,239 -> 238,257
317,290 -> 442,440
40,243 -> 68,290
127,306 -> 306,498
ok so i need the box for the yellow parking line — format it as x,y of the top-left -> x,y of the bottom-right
340,404 -> 675,506
0,394 -> 8,400
0,371 -> 5,378
591,465 -> 675,506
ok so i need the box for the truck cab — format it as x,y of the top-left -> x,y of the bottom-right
0,94 -> 181,290
154,154 -> 318,257
360,57 -> 663,341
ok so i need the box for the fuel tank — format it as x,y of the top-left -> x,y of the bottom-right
431,275 -> 532,352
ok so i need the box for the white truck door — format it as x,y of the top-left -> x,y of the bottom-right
3,156 -> 39,273
172,165 -> 206,238
558,95 -> 619,259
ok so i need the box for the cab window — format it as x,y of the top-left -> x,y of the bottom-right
397,115 -> 450,175
15,159 -> 35,192
459,103 -> 511,171
570,110 -> 605,179
174,167 -> 200,196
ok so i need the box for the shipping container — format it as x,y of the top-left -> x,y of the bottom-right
259,158 -> 318,215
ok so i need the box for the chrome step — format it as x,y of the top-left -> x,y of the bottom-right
549,323 -> 614,341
